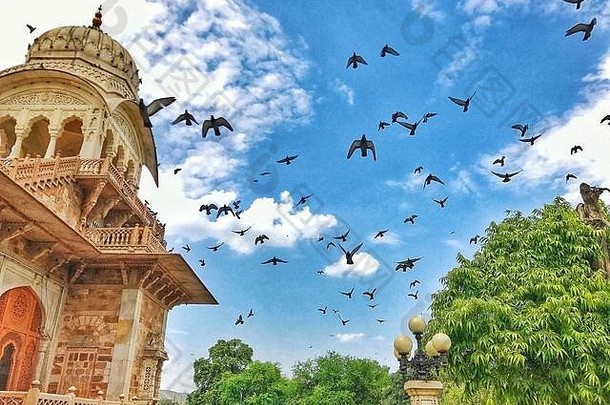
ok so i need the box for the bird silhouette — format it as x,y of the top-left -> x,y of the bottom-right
378,121 -> 391,131
423,174 -> 445,188
318,306 -> 328,314
347,134 -> 376,161
469,235 -> 480,244
232,200 -> 241,210
297,194 -> 313,206
26,24 -> 36,33
261,256 -> 288,265
216,205 -> 236,218
338,315 -> 350,326
346,52 -> 367,68
317,270 -> 325,275
207,242 -> 224,252
562,0 -> 586,9
491,170 -> 522,182
362,288 -> 377,300
519,132 -> 543,145
173,167 -> 182,175
232,226 -> 252,236
254,234 -> 269,245
338,243 -> 363,265
138,97 -> 176,128
566,173 -> 578,182
334,229 -> 350,242
565,18 -> 596,41
247,308 -> 255,318
376,319 -> 386,323
199,203 -> 218,215
199,259 -> 206,267
202,115 -> 233,138
448,92 -> 476,112
374,229 -> 389,239
380,44 -> 400,57
182,244 -> 191,253
511,123 -> 528,137
397,119 -> 422,136
171,109 -> 198,126
235,315 -> 244,325
368,303 -> 379,309
340,287 -> 355,299
391,111 -> 409,122
433,197 -> 448,208
422,112 -> 438,123
601,115 -> 610,125
414,166 -> 424,174
326,241 -> 336,249
276,155 -> 299,165
408,291 -> 419,300
492,156 -> 505,166
409,280 -> 421,289
404,214 -> 418,224
571,145 -> 583,155
395,257 -> 422,271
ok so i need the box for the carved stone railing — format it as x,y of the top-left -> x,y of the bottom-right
84,225 -> 166,253
0,391 -> 27,405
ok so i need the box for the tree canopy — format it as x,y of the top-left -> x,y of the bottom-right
429,197 -> 610,404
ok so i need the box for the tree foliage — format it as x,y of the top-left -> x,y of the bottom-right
429,198 -> 610,404
217,361 -> 290,405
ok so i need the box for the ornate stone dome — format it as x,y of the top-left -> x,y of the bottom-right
26,18 -> 140,98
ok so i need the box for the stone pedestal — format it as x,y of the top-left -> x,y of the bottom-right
404,380 -> 443,405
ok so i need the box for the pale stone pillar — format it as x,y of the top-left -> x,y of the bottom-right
44,130 -> 60,158
405,380 -> 444,405
9,134 -> 25,158
107,288 -> 144,399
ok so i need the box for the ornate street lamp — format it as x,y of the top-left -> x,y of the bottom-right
393,316 -> 451,403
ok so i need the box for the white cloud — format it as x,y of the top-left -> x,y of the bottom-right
321,252 -> 381,278
411,0 -> 447,21
334,79 -> 355,105
448,168 -> 480,195
385,172 -> 423,192
335,333 -> 365,343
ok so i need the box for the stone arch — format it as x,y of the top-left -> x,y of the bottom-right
21,115 -> 50,158
0,286 -> 43,390
56,116 -> 84,157
101,129 -> 115,159
0,115 -> 16,158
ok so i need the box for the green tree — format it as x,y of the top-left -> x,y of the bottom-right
186,338 -> 254,405
217,361 -> 291,405
429,198 -> 610,404
291,351 -> 393,405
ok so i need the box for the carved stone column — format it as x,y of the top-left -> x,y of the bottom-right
405,380 -> 444,405
44,128 -> 61,158
9,133 -> 25,158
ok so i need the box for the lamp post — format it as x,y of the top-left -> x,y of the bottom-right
393,315 -> 451,404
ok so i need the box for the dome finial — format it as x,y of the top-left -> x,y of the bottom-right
91,5 -> 103,29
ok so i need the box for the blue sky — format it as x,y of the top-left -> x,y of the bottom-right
4,0 -> 610,392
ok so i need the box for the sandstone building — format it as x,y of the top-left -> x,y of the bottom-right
0,8 -> 217,402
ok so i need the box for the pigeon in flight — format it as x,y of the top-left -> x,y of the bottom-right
173,167 -> 182,175
492,156 -> 505,166
171,109 -> 198,126
340,287 -> 355,299
338,243 -> 363,265
276,155 -> 299,165
346,52 -> 367,69
433,197 -> 448,208
469,235 -> 480,244
138,97 -> 176,128
261,256 -> 288,266
235,315 -> 244,325
374,229 -> 389,239
247,308 -> 255,318
409,280 -> 421,289
414,166 -> 424,174
376,319 -> 385,323
491,170 -> 522,183
326,241 -> 336,249
232,226 -> 252,236
397,119 -> 422,136
368,303 -> 379,309
571,145 -> 583,155
601,115 -> 610,125
391,111 -> 408,122
511,123 -> 528,137
26,24 -> 36,33
338,315 -> 351,326
380,44 -> 400,57
207,242 -> 224,252
347,134 -> 377,161
423,174 -> 445,189
566,173 -> 578,182
202,115 -> 233,138
182,244 -> 191,253
334,229 -> 350,242
562,0 -> 586,9
519,132 -> 543,146
199,258 -> 206,267
254,234 -> 270,245
404,214 -> 418,224
565,18 -> 597,41
378,121 -> 391,131
318,306 -> 328,314
199,203 -> 218,215
422,112 -> 438,123
448,92 -> 476,112
216,205 -> 236,218
395,257 -> 422,272
408,291 -> 419,300
362,288 -> 377,300
297,194 -> 313,206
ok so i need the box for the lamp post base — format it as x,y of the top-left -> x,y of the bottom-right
404,380 -> 443,404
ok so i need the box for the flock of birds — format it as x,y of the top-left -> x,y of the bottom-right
19,2 -> 608,339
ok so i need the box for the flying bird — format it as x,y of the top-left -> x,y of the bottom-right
391,111 -> 408,122
261,256 -> 288,266
395,257 -> 422,272
318,306 -> 328,314
433,197 -> 448,208
448,92 -> 476,112
138,96 -> 176,127
562,0 -> 586,9
362,288 -> 377,300
326,241 -> 336,249
414,166 -> 424,174
409,280 -> 420,289
276,155 -> 299,165
182,244 -> 191,253
566,173 -> 578,182
171,109 -> 198,126
254,234 -> 270,245
511,123 -> 528,137
199,203 -> 218,215
346,52 -> 367,69
202,115 -> 233,138
368,304 -> 379,309
199,258 -> 206,267
207,242 -> 224,252
26,24 -> 36,33
519,132 -> 543,145
380,44 -> 400,57
491,170 -> 522,182
469,235 -> 480,244
408,291 -> 419,300
378,121 -> 391,131
232,226 -> 252,236
404,214 -> 418,224
374,229 -> 389,239
173,167 -> 182,175
422,112 -> 438,123
247,308 -> 255,318
571,145 -> 583,155
397,119 -> 421,136
492,156 -> 505,166
216,205 -> 236,218
338,315 -> 350,326
235,315 -> 244,325
297,194 -> 313,206
565,18 -> 597,41
334,229 -> 350,242
347,134 -> 376,161
601,115 -> 610,125
338,243 -> 363,265
423,174 -> 445,188
340,287 -> 355,299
